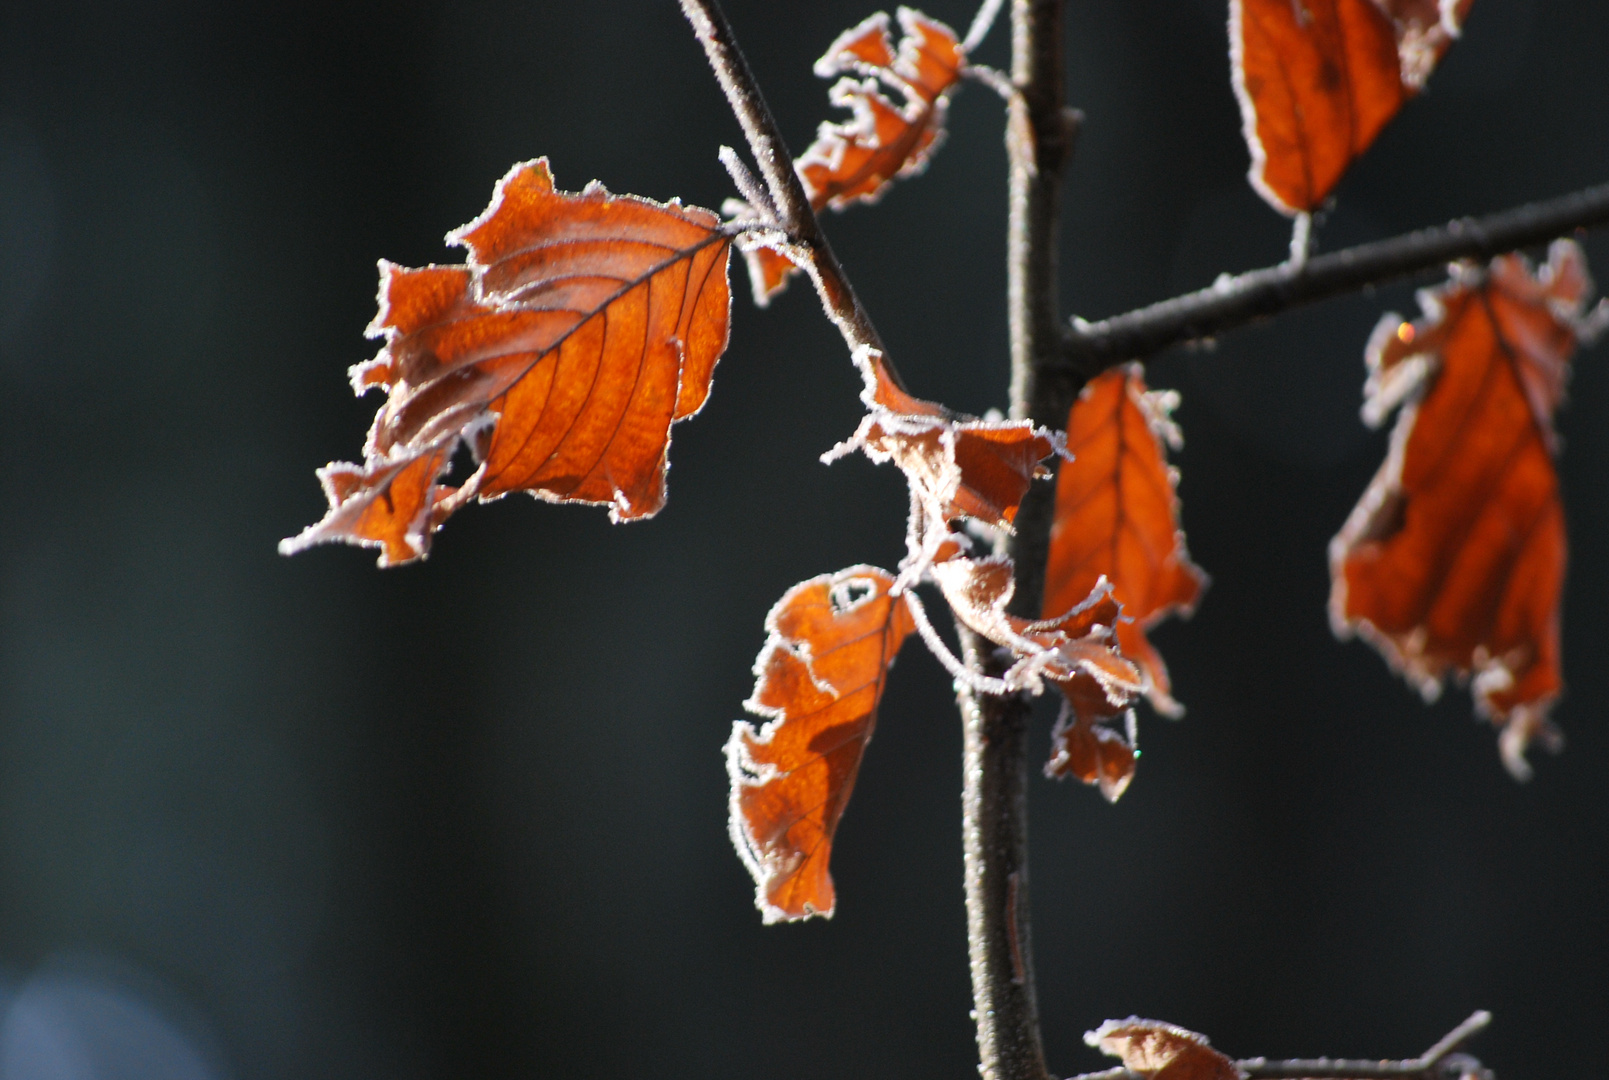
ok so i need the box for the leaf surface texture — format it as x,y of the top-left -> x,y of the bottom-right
283,159 -> 732,564
1331,240 -> 1601,778
727,567 -> 915,923
1231,0 -> 1472,214
1043,366 -> 1206,716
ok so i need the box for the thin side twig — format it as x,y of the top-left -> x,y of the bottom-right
1065,1011 -> 1494,1080
1059,181 -> 1609,375
677,0 -> 899,384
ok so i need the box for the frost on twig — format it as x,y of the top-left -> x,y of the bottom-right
1071,1011 -> 1495,1080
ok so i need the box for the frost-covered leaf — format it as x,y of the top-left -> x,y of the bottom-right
928,552 -> 1142,794
1044,365 -> 1206,716
1331,240 -> 1604,779
740,8 -> 966,304
727,566 -> 916,923
282,159 -> 732,565
1086,1018 -> 1238,1080
831,351 -> 1059,536
1232,0 -> 1473,215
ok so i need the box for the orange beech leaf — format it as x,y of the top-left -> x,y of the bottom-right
739,8 -> 965,305
727,566 -> 916,923
828,351 -> 1060,537
1331,240 -> 1606,779
1086,1018 -> 1239,1080
1043,365 -> 1206,717
928,553 -> 1142,796
1231,0 -> 1472,215
281,159 -> 732,565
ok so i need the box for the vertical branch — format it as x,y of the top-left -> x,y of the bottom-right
961,3 -> 1075,1080
1005,0 -> 1078,615
960,629 -> 1050,1080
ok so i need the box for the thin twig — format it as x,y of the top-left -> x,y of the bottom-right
1058,181 -> 1609,376
1065,1012 -> 1494,1080
677,0 -> 898,383
964,0 -> 1010,53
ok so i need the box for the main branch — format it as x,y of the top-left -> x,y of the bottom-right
1057,181 -> 1609,377
959,3 -> 1076,1080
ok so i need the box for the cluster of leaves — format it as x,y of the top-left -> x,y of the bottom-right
283,0 -> 1603,944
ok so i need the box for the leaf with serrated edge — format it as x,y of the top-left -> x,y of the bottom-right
727,566 -> 916,923
1331,240 -> 1605,779
282,159 -> 732,565
739,8 -> 965,305
1044,365 -> 1206,716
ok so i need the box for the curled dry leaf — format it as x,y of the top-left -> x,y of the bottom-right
727,566 -> 916,922
1331,240 -> 1604,779
1231,0 -> 1473,215
281,159 -> 732,565
928,551 -> 1142,796
1037,587 -> 1144,802
830,351 -> 1060,537
1043,365 -> 1206,717
738,8 -> 965,305
1086,1018 -> 1239,1080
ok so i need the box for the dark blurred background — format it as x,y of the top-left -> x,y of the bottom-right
0,1 -> 1605,1077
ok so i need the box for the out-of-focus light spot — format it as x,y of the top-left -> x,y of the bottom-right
0,964 -> 222,1080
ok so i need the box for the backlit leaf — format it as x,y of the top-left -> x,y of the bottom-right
727,566 -> 916,923
740,8 -> 965,304
830,351 -> 1059,535
1231,0 -> 1472,215
281,159 -> 732,565
1043,365 -> 1207,717
1330,240 -> 1604,779
1086,1018 -> 1239,1080
928,552 -> 1142,794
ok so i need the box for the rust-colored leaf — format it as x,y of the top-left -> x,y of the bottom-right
727,566 -> 916,923
833,352 -> 1059,533
1043,365 -> 1206,716
1231,0 -> 1472,214
281,158 -> 732,565
1037,585 -> 1144,802
1331,240 -> 1604,779
927,551 -> 1142,796
741,8 -> 965,305
1086,1018 -> 1239,1080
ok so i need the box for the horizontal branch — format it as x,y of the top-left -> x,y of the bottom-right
1067,1012 -> 1492,1080
1059,181 -> 1609,375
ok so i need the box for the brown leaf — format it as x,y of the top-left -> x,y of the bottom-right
1231,0 -> 1473,214
1037,585 -> 1145,802
927,551 -> 1142,796
1086,1018 -> 1239,1080
727,566 -> 916,922
282,159 -> 732,565
741,8 -> 965,304
834,353 -> 1059,533
1331,240 -> 1603,779
1043,365 -> 1207,716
